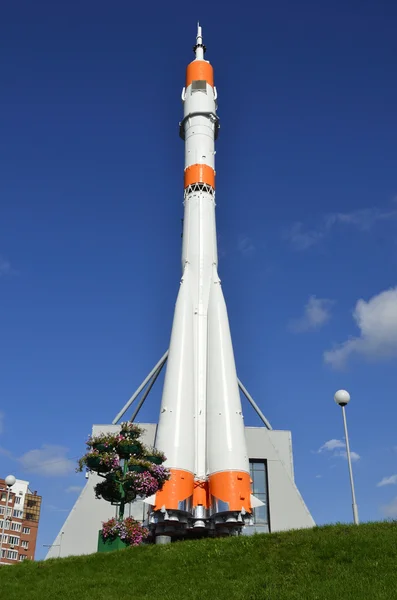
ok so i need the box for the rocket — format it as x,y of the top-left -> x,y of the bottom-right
150,25 -> 253,536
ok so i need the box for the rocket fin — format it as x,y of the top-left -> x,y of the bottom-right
250,494 -> 265,508
143,494 -> 156,505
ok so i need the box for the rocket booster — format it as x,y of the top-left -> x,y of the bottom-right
152,25 -> 252,534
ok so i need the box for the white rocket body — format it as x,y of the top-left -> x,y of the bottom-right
152,26 -> 251,535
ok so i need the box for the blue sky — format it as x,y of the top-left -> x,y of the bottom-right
1,1 -> 397,559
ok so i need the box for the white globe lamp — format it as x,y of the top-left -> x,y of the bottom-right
334,389 -> 350,406
5,474 -> 16,488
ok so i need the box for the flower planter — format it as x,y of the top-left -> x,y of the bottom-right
86,456 -> 102,470
98,518 -> 148,551
128,465 -> 146,473
93,442 -> 108,452
87,456 -> 112,473
118,444 -> 140,458
98,464 -> 112,473
94,478 -> 123,502
97,531 -> 128,553
146,456 -> 163,465
101,490 -> 122,503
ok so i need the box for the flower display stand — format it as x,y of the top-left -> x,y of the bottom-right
76,421 -> 169,552
97,531 -> 128,553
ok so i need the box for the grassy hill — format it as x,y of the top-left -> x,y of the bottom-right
1,522 -> 396,599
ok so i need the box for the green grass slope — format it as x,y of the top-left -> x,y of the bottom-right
1,522 -> 396,600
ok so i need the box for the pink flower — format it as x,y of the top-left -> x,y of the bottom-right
101,517 -> 148,546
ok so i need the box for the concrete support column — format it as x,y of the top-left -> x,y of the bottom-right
155,535 -> 172,545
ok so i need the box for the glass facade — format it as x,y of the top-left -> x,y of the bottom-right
249,460 -> 270,528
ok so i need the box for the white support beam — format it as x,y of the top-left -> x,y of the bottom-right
112,351 -> 169,424
238,378 -> 273,430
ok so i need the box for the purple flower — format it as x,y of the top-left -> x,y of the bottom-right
125,471 -> 159,496
150,465 -> 171,488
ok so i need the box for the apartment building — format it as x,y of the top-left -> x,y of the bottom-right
0,478 -> 42,564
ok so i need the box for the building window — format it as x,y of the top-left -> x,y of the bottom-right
0,506 -> 4,515
9,535 -> 20,546
13,509 -> 23,518
0,520 -> 10,530
7,550 -> 18,560
19,554 -> 27,561
26,512 -> 35,521
22,527 -> 31,535
1,534 -> 8,544
27,500 -> 37,508
249,460 -> 270,527
15,496 -> 21,505
11,522 -> 21,532
1,549 -> 5,558
1,493 -> 6,501
21,540 -> 29,549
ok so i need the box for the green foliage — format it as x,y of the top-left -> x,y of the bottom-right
145,446 -> 166,461
1,522 -> 397,599
76,450 -> 120,474
127,458 -> 152,471
86,432 -> 117,449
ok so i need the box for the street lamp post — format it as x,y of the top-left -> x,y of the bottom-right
334,390 -> 359,525
0,474 -> 16,563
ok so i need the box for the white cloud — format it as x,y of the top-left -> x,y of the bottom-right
318,439 -> 346,452
381,497 -> 397,518
0,256 -> 11,276
66,485 -> 83,493
315,475 -> 322,479
284,204 -> 397,251
18,444 -> 75,476
289,296 -> 333,333
333,450 -> 361,462
324,287 -> 397,369
377,475 -> 397,487
0,411 -> 4,434
324,208 -> 397,231
317,439 -> 360,462
237,234 -> 255,257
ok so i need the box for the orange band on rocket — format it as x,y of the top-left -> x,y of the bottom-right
154,469 -> 194,511
209,471 -> 252,512
184,164 -> 215,189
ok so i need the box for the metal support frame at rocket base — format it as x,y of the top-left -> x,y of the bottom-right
147,25 -> 262,539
